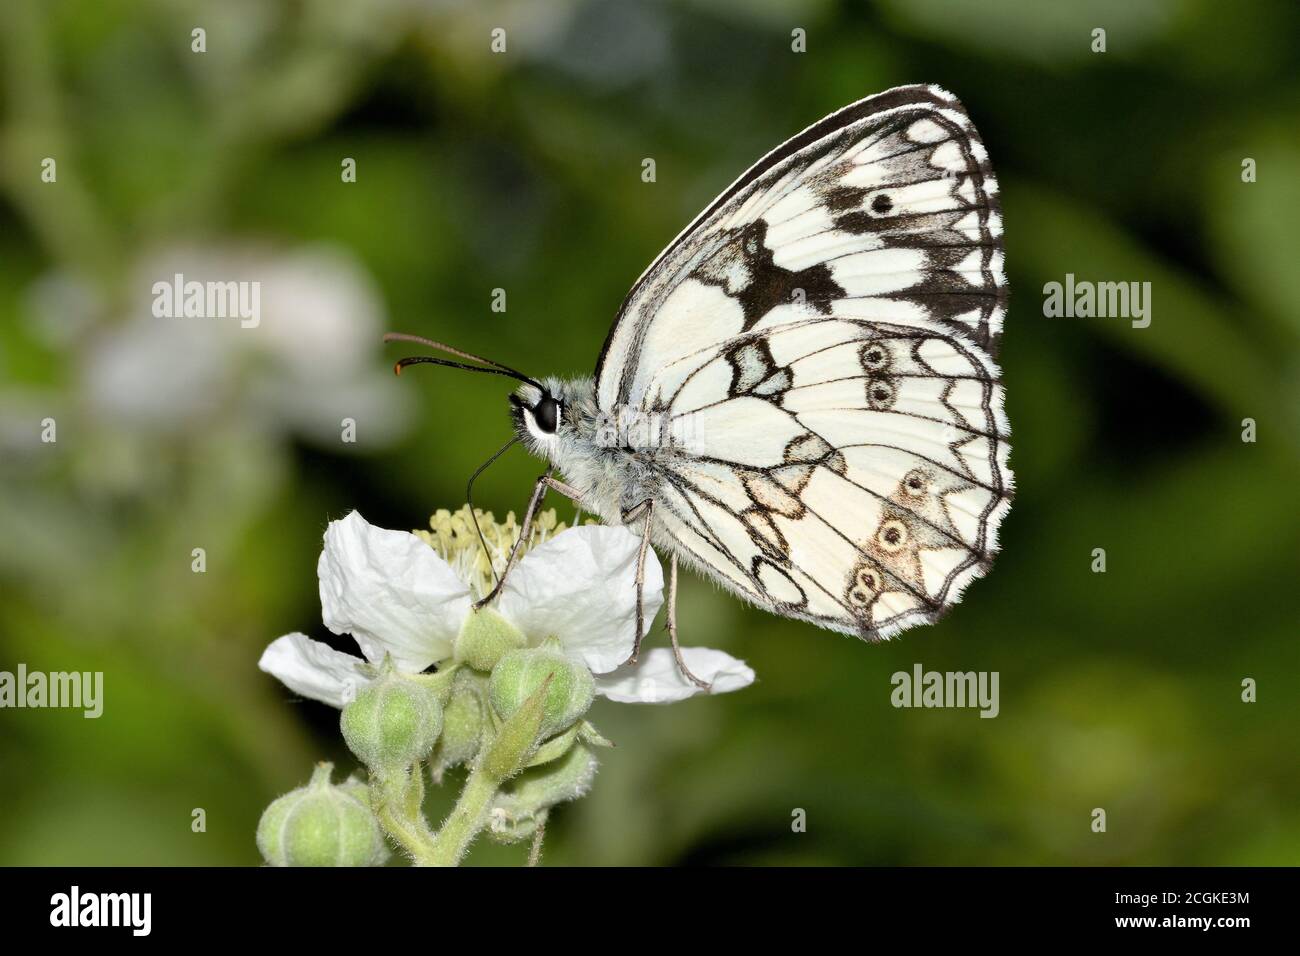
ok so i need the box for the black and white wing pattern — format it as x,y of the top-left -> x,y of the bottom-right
596,85 -> 1011,640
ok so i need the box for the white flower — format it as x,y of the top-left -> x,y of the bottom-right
259,510 -> 754,706
593,648 -> 757,704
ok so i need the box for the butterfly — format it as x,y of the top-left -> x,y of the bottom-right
388,84 -> 1011,687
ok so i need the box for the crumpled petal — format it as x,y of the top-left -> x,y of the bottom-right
258,633 -> 371,708
594,647 -> 755,703
496,525 -> 663,674
317,510 -> 471,671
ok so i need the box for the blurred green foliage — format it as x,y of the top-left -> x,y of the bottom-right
0,0 -> 1296,866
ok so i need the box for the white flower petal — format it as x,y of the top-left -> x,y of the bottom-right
258,633 -> 371,708
496,525 -> 663,674
317,510 -> 471,671
594,647 -> 755,704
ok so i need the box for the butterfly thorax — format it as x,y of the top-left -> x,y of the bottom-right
514,375 -> 667,528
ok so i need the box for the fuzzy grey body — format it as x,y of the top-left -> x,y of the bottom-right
513,377 -> 662,532
511,376 -> 752,622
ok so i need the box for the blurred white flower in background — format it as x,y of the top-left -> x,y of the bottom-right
77,242 -> 411,446
1,241 -> 415,610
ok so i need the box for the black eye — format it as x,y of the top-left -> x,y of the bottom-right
534,396 -> 559,434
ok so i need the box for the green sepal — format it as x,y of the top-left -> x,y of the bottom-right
488,744 -> 598,845
525,722 -> 580,768
578,720 -> 615,748
483,674 -> 553,781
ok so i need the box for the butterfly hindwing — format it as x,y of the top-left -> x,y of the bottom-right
596,85 -> 1011,640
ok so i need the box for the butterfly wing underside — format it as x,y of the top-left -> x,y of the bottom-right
595,84 -> 1011,639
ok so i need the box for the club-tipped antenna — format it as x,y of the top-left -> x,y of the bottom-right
383,332 -> 542,390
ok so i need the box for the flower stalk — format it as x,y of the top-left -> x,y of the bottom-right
423,763 -> 502,866
372,769 -> 439,866
364,675 -> 558,866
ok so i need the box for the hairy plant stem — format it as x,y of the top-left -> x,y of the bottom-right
373,769 -> 439,866
425,759 -> 501,866
527,810 -> 549,867
371,674 -> 554,866
370,752 -> 503,867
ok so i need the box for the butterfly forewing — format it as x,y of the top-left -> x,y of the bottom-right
596,85 -> 1011,640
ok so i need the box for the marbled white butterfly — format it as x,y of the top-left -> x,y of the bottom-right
389,85 -> 1011,686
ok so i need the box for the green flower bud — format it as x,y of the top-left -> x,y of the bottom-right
341,669 -> 443,773
489,744 -> 599,845
336,773 -> 371,804
257,763 -> 388,867
488,643 -> 594,743
430,675 -> 486,777
455,607 -> 526,671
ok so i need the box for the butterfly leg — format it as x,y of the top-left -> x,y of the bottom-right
665,553 -> 712,690
474,472 -> 585,610
619,499 -> 654,666
617,503 -> 709,687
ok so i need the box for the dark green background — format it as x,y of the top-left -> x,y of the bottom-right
1,0 -> 1296,865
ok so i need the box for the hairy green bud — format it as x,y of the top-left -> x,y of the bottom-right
430,673 -> 487,777
488,643 -> 594,743
455,607 -> 525,672
341,667 -> 443,774
257,763 -> 388,867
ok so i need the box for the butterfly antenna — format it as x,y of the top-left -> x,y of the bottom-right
384,332 -> 543,390
466,436 -> 519,588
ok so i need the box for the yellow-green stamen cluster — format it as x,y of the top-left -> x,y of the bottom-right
416,505 -> 567,599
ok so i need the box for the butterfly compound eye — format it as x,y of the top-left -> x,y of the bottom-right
534,396 -> 560,434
